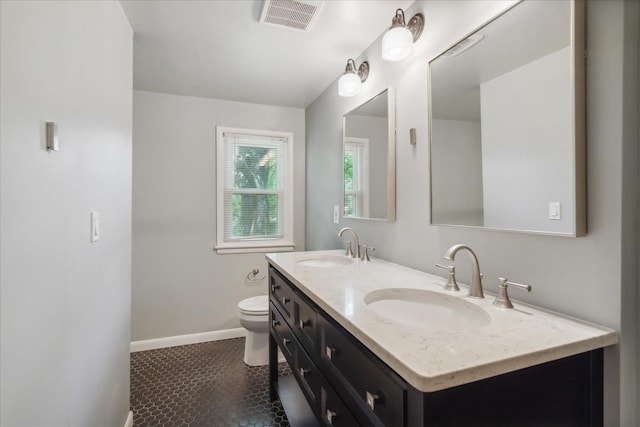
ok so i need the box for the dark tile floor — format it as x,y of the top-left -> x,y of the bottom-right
131,338 -> 290,426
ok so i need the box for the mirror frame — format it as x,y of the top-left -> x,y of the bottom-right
343,87 -> 396,222
427,0 -> 586,237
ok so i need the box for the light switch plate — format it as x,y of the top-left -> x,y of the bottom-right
46,122 -> 59,151
91,211 -> 100,242
548,202 -> 561,220
333,205 -> 340,224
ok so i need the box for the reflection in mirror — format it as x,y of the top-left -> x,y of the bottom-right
343,88 -> 396,221
429,0 -> 585,236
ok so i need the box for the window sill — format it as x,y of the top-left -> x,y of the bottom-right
214,243 -> 295,255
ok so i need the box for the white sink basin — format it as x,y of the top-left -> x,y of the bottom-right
296,254 -> 353,268
364,288 -> 491,331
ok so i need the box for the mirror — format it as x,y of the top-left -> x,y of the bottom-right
343,88 -> 396,221
428,0 -> 585,236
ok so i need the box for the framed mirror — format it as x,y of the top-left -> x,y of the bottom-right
428,0 -> 585,236
343,87 -> 396,221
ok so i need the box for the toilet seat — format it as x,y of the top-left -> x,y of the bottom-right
238,295 -> 268,316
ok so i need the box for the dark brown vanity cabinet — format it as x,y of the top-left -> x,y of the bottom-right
268,265 -> 604,427
269,267 -> 369,426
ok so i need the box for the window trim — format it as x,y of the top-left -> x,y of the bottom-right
344,137 -> 370,218
215,126 -> 295,254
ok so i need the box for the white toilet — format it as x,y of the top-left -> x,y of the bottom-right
238,295 -> 271,366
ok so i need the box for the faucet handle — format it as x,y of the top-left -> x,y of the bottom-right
360,245 -> 375,261
435,264 -> 460,292
342,240 -> 353,257
493,278 -> 532,309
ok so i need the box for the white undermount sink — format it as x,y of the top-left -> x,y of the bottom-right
296,254 -> 353,268
364,288 -> 491,331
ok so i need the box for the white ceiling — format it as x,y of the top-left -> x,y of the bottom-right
120,0 -> 414,108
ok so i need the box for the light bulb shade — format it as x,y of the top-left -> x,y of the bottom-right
382,26 -> 414,61
338,72 -> 362,97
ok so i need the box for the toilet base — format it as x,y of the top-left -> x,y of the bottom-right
244,330 -> 284,366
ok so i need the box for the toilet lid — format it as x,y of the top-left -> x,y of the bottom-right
238,295 -> 269,314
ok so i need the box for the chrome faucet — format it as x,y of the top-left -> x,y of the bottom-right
337,227 -> 360,259
443,244 -> 484,298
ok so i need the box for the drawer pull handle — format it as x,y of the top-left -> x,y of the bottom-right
271,283 -> 280,292
299,367 -> 310,378
299,319 -> 310,329
326,409 -> 337,424
271,319 -> 280,328
282,338 -> 291,346
282,296 -> 290,305
325,346 -> 337,360
366,391 -> 380,411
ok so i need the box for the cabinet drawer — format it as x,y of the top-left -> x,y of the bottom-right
319,316 -> 405,427
320,382 -> 359,427
269,267 -> 295,321
294,338 -> 321,407
295,294 -> 318,355
270,303 -> 295,362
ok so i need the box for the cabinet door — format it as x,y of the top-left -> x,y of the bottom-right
320,383 -> 359,427
270,303 -> 295,362
269,267 -> 295,321
294,338 -> 321,409
295,293 -> 318,355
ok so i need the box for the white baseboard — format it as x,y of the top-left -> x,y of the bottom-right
124,410 -> 133,427
131,328 -> 247,353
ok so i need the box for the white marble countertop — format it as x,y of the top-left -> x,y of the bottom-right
266,250 -> 618,392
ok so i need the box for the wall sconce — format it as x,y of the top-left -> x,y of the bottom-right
338,59 -> 369,97
382,9 -> 424,62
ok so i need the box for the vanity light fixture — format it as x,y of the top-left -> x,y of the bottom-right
382,9 -> 424,62
338,59 -> 369,97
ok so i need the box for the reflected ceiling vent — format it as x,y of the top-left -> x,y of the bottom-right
443,34 -> 484,57
259,0 -> 324,31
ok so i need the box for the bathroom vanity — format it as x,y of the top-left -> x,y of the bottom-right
267,251 -> 617,427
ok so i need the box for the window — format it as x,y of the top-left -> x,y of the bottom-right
216,127 -> 294,254
344,137 -> 369,217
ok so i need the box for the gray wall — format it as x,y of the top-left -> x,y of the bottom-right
636,0 -> 640,415
0,1 -> 133,426
622,0 -> 640,421
431,119 -> 483,226
132,90 -> 305,341
480,47 -> 573,233
305,1 -> 637,424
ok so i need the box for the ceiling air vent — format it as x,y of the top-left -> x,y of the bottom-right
259,0 -> 324,31
443,34 -> 484,57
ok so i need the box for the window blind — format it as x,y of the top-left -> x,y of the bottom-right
222,132 -> 287,242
